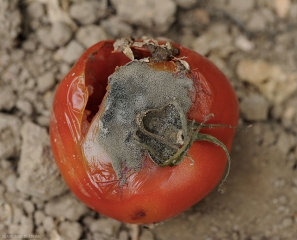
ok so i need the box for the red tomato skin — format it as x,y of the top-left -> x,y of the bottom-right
50,40 -> 239,224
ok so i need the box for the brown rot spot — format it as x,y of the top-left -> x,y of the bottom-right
131,210 -> 146,220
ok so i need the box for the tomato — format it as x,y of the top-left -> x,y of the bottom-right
50,38 -> 239,224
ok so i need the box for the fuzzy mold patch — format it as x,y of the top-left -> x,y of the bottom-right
97,61 -> 194,179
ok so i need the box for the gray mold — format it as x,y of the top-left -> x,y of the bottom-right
98,61 -> 194,179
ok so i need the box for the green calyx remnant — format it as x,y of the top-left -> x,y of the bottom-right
134,101 -> 232,193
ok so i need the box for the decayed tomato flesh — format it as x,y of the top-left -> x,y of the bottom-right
50,39 -> 239,224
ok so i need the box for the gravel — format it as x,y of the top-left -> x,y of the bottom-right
37,72 -> 56,93
0,114 -> 22,159
111,0 -> 176,33
0,0 -> 21,50
0,85 -> 16,111
50,21 -> 73,47
76,25 -> 108,48
16,122 -> 68,200
69,0 -> 108,25
240,94 -> 270,121
62,40 -> 85,64
44,193 -> 89,221
0,0 -> 297,239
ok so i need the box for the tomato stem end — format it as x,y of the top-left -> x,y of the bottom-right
134,101 -> 233,193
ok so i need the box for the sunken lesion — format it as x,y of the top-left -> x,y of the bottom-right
134,102 -> 187,166
131,209 -> 147,220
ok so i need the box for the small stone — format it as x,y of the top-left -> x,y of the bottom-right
4,174 -> 17,192
26,1 -> 45,19
45,194 -> 89,221
58,221 -> 82,240
111,0 -> 176,33
271,104 -> 283,119
58,62 -> 71,79
283,106 -> 296,121
62,40 -> 85,64
274,0 -> 291,18
43,91 -> 54,110
37,27 -> 55,49
48,230 -> 60,240
193,8 -> 210,25
20,66 -> 32,83
174,0 -> 197,9
22,39 -> 37,52
0,114 -> 22,159
43,216 -> 55,233
16,122 -> 68,199
119,230 -> 129,240
11,49 -> 25,61
235,35 -> 255,52
23,200 -> 35,215
33,198 -> 45,210
247,11 -> 267,32
70,0 -> 107,25
261,7 -> 276,23
180,28 -> 195,48
0,0 -> 21,50
289,3 -> 297,20
237,59 -> 297,104
0,198 -> 13,224
93,233 -> 110,240
76,25 -> 108,48
16,99 -> 33,115
240,94 -> 270,121
34,211 -> 45,226
237,60 -> 271,84
140,229 -> 155,240
25,78 -> 35,90
25,54 -> 45,78
89,218 -> 122,236
35,226 -> 45,235
19,215 -> 34,235
0,84 -> 16,111
262,130 -> 276,146
229,0 -> 255,12
276,132 -> 295,155
37,72 -> 56,93
36,115 -> 50,127
11,205 -> 23,225
9,214 -> 34,235
101,16 -> 133,38
191,23 -> 234,57
33,99 -> 46,115
50,21 -> 73,47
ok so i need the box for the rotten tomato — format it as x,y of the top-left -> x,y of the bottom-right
50,37 -> 239,224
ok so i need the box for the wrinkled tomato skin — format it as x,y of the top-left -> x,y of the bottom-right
50,40 -> 239,224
